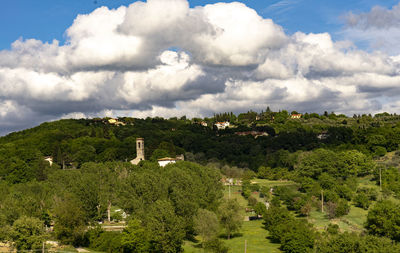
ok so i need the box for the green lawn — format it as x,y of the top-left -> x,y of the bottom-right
307,205 -> 368,233
183,184 -> 282,252
183,220 -> 281,253
251,179 -> 297,188
53,246 -> 78,252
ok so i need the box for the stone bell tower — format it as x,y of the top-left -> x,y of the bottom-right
130,138 -> 145,165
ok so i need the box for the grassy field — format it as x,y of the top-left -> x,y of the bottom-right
306,176 -> 379,233
307,206 -> 368,233
250,179 -> 297,188
183,220 -> 281,253
184,182 -> 284,252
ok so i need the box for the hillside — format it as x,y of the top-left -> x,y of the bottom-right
2,111 -> 400,252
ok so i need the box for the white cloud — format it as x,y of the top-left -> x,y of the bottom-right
0,0 -> 400,135
342,2 -> 400,55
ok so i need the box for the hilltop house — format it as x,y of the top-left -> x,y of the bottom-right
291,114 -> 302,119
157,154 -> 184,167
215,121 -> 230,130
108,118 -> 125,126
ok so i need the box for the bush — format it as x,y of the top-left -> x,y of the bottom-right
366,200 -> 400,242
326,200 -> 349,219
242,170 -> 256,180
280,221 -> 315,253
242,189 -> 251,199
249,183 -> 260,192
254,202 -> 267,216
357,187 -> 378,201
248,196 -> 257,207
316,233 -> 400,253
11,216 -> 46,251
300,202 -> 312,217
89,231 -> 123,252
354,192 -> 370,210
326,202 -> 337,219
324,190 -> 340,203
335,199 -> 350,217
326,223 -> 339,235
203,238 -> 228,253
260,186 -> 271,200
373,146 -> 387,157
271,196 -> 281,207
335,185 -> 353,201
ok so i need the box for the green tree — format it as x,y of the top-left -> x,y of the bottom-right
53,195 -> 87,245
354,192 -> 370,210
144,200 -> 185,253
254,202 -> 267,216
11,216 -> 46,251
194,209 -> 219,246
365,200 -> 400,242
280,221 -> 315,253
316,232 -> 400,253
121,219 -> 150,253
219,199 -> 243,239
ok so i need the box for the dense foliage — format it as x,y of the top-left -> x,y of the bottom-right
2,110 -> 400,251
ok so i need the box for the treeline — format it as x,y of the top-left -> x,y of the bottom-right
0,161 -> 226,251
2,111 -> 400,251
1,111 -> 400,185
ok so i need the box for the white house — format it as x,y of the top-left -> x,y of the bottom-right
157,157 -> 178,167
44,156 -> 53,166
157,154 -> 184,167
215,121 -> 230,130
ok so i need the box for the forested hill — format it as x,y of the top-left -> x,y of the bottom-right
2,111 -> 400,252
1,111 -> 400,184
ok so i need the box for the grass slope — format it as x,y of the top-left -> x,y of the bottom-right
183,182 -> 282,252
183,220 -> 281,253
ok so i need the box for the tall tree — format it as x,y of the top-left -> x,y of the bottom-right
194,209 -> 220,246
219,199 -> 243,239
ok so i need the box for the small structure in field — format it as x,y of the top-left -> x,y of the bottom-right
44,156 -> 53,166
317,131 -> 329,140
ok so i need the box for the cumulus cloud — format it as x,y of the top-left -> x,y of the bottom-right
343,2 -> 400,55
0,0 -> 400,135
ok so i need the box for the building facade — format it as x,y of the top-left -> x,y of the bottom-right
130,138 -> 145,165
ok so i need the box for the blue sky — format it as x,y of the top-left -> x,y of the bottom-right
1,0 -> 398,50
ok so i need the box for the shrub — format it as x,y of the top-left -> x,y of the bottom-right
300,202 -> 312,217
248,196 -> 257,207
366,200 -> 400,242
326,202 -> 337,219
249,183 -> 260,192
335,199 -> 350,217
254,202 -> 267,216
203,238 -> 229,253
354,192 -> 370,210
280,221 -> 315,253
326,223 -> 339,235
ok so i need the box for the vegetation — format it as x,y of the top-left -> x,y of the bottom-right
2,110 -> 400,251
